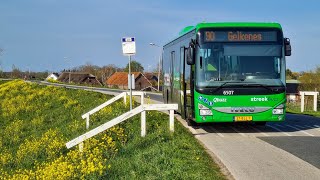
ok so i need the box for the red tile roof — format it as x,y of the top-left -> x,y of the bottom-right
106,72 -> 142,86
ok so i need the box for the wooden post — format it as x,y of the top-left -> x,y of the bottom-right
169,110 -> 174,132
124,93 -> 127,105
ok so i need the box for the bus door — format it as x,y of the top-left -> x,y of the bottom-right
169,51 -> 175,103
183,47 -> 193,119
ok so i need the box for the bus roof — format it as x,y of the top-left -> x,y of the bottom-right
179,22 -> 282,36
165,22 -> 282,47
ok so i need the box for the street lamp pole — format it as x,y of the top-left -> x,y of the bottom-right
149,43 -> 162,92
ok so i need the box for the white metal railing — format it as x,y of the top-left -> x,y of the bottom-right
66,91 -> 178,150
81,91 -> 145,129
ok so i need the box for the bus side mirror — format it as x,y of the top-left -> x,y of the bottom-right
284,38 -> 291,56
187,41 -> 195,65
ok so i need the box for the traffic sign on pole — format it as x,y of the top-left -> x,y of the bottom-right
122,37 -> 136,55
121,37 -> 136,110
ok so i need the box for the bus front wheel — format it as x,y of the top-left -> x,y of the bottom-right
187,118 -> 198,127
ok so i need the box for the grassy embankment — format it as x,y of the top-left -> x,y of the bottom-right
0,80 -> 225,179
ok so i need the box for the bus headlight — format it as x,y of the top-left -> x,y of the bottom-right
200,109 -> 213,116
273,104 -> 284,115
198,103 -> 212,116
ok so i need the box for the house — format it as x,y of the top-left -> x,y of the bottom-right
286,79 -> 300,102
45,73 -> 59,81
57,72 -> 102,86
106,72 -> 158,91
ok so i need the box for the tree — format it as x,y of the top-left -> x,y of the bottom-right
100,64 -> 119,82
11,64 -> 22,78
124,60 -> 144,72
298,66 -> 320,91
286,69 -> 299,80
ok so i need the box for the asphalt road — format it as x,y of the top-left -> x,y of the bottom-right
37,81 -> 320,179
134,91 -> 320,179
182,113 -> 320,180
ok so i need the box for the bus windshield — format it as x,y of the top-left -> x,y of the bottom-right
195,43 -> 285,88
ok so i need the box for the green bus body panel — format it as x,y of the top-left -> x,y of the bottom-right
163,22 -> 286,123
194,91 -> 286,123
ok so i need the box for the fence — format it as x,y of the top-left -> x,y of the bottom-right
66,91 -> 178,150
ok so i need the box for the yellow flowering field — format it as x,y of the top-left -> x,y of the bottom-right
0,80 -> 128,179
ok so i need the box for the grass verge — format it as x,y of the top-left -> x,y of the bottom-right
287,102 -> 320,117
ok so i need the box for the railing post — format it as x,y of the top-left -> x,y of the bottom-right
141,110 -> 146,137
169,110 -> 174,132
141,93 -> 146,137
86,115 -> 90,130
123,93 -> 127,106
313,93 -> 318,111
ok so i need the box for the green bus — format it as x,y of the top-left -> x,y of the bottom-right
162,22 -> 291,126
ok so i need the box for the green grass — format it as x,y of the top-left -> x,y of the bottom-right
0,80 -> 225,179
106,111 -> 225,179
287,102 -> 320,117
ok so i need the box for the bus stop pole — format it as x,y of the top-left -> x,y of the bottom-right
129,55 -> 132,110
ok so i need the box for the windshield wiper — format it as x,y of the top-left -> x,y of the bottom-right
241,83 -> 274,92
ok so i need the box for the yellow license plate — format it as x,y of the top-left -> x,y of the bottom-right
234,116 -> 252,121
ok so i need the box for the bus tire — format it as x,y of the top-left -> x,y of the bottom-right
187,118 -> 198,127
255,122 -> 267,126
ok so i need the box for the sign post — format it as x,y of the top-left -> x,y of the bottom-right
122,37 -> 136,110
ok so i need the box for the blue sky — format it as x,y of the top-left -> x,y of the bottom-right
0,0 -> 319,72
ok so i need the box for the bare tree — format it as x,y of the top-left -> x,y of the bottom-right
11,64 -> 22,78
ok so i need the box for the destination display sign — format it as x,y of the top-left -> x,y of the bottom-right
204,31 -> 278,42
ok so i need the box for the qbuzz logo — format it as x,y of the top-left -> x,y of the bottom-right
198,96 -> 214,106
